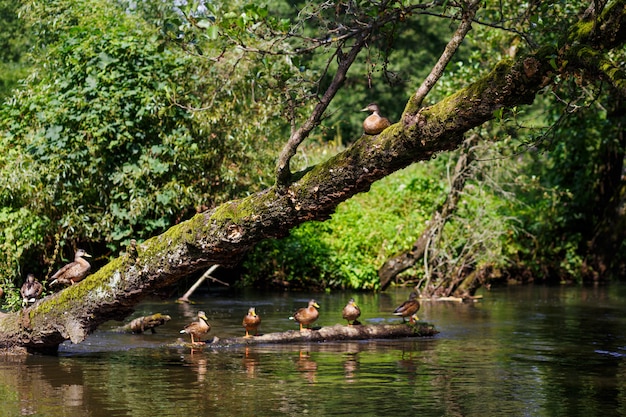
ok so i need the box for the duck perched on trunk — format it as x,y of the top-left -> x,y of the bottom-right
290,299 -> 320,331
393,292 -> 420,324
49,249 -> 92,286
342,298 -> 361,325
361,103 -> 391,135
20,273 -> 43,304
180,311 -> 211,345
242,307 -> 261,338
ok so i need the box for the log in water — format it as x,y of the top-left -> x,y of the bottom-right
175,322 -> 438,349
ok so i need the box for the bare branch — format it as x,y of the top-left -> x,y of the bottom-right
404,1 -> 481,119
275,32 -> 370,186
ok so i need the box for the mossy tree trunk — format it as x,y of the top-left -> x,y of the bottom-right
1,1 -> 625,354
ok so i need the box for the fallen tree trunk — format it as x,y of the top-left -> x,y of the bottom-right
176,323 -> 438,349
1,1 -> 624,354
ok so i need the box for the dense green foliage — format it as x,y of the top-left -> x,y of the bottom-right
0,0 -> 32,99
242,162 -> 446,289
0,0 -> 295,301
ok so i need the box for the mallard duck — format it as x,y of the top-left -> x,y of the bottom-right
180,311 -> 211,345
342,298 -> 361,325
393,291 -> 420,323
20,273 -> 43,303
361,103 -> 391,135
290,299 -> 320,331
242,307 -> 261,338
49,249 -> 92,286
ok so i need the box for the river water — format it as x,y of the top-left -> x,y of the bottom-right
2,284 -> 626,416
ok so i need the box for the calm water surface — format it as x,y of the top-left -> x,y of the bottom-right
3,284 -> 626,416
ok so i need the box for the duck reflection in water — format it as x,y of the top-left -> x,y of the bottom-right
397,349 -> 418,384
194,358 -> 208,383
243,347 -> 261,378
295,351 -> 318,384
343,352 -> 360,383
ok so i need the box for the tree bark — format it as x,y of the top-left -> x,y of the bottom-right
1,0 -> 625,354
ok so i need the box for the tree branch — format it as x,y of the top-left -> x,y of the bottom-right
274,2 -> 441,187
275,32 -> 369,187
403,0 -> 481,121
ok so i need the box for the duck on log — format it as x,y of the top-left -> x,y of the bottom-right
175,322 -> 438,349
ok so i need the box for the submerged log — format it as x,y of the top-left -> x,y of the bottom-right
175,322 -> 438,349
116,313 -> 172,334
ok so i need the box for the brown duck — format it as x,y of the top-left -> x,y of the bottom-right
342,298 -> 361,325
361,103 -> 391,135
393,292 -> 420,323
49,249 -> 92,286
180,311 -> 211,345
242,307 -> 261,338
20,273 -> 43,303
290,299 -> 320,331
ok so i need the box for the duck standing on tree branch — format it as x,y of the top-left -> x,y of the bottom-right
243,307 -> 261,338
49,249 -> 92,286
393,292 -> 420,324
361,103 -> 391,135
180,311 -> 211,345
20,273 -> 43,304
342,298 -> 361,325
290,299 -> 320,331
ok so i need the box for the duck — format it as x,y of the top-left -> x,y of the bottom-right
180,311 -> 211,345
49,249 -> 92,286
290,299 -> 320,331
242,307 -> 261,338
361,103 -> 391,135
393,291 -> 420,323
342,298 -> 361,325
20,273 -> 43,303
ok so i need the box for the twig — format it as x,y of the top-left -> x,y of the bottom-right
177,265 -> 224,303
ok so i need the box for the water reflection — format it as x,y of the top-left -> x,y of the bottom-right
4,285 -> 626,416
242,346 -> 260,378
294,350 -> 317,384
